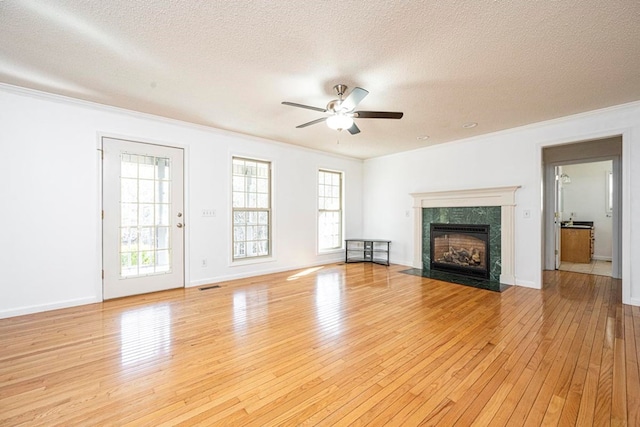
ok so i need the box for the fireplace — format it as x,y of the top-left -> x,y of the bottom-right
411,187 -> 519,285
430,223 -> 490,279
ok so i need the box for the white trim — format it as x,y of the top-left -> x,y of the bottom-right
392,260 -> 414,268
229,155 -> 274,265
95,137 -> 104,301
410,186 -> 520,285
316,166 -> 348,256
0,297 -> 101,320
621,129 -> 632,304
515,280 -> 537,289
371,99 -> 640,162
190,258 -> 344,287
410,186 -> 519,208
0,82 -> 362,162
317,168 -> 345,253
537,127 -> 631,305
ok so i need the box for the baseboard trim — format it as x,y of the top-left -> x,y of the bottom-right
626,297 -> 640,307
189,258 -> 345,288
500,274 -> 516,286
0,296 -> 101,319
515,279 -> 539,289
392,260 -> 413,268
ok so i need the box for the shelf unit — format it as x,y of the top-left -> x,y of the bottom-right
345,239 -> 391,266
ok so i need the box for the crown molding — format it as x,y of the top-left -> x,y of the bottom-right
0,83 -> 362,162
370,99 -> 640,161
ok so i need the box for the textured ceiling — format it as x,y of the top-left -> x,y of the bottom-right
1,1 -> 639,159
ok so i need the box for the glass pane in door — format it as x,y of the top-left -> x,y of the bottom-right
120,153 -> 173,277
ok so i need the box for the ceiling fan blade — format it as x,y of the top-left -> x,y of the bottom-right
296,117 -> 327,128
282,101 -> 327,113
340,87 -> 369,112
347,122 -> 361,135
354,111 -> 403,119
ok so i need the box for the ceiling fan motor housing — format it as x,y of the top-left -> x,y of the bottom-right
326,99 -> 343,113
327,84 -> 349,112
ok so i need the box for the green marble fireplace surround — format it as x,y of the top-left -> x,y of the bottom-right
422,206 -> 502,282
410,186 -> 519,287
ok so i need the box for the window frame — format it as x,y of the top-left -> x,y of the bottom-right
317,168 -> 344,252
231,156 -> 272,262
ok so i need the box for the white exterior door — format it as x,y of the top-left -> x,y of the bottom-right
103,138 -> 184,299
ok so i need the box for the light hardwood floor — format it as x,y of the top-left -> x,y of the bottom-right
559,260 -> 613,277
1,263 -> 638,426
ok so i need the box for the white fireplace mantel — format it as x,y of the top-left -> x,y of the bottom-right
411,186 -> 520,285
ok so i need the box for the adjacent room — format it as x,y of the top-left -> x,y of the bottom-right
1,1 -> 640,425
557,160 -> 614,277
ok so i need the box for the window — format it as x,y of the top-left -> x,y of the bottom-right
232,157 -> 271,260
318,169 -> 343,251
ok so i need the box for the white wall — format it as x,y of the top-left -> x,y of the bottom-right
2,84 -> 639,315
0,85 -> 364,318
362,101 -> 640,306
562,161 -> 613,260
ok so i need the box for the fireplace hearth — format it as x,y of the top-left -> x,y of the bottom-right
430,223 -> 490,279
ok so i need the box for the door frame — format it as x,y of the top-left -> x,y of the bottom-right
545,157 -> 619,273
540,129 -> 631,305
96,133 -> 191,301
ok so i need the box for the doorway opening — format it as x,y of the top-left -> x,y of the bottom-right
555,161 -> 613,277
542,136 -> 622,281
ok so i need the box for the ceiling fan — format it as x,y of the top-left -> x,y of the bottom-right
282,84 -> 403,135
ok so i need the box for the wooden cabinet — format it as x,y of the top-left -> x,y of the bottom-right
561,227 -> 593,263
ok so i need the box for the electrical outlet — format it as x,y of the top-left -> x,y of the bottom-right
201,259 -> 208,268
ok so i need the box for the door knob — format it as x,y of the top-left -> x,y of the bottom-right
177,223 -> 183,228
177,212 -> 183,218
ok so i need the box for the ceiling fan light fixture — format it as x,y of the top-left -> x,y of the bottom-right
326,114 -> 353,131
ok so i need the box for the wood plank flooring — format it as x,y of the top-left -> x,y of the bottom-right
0,263 -> 638,426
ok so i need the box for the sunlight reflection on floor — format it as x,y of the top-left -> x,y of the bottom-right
287,266 -> 324,281
120,304 -> 171,366
315,271 -> 343,336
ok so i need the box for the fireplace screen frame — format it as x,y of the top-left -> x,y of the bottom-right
430,223 -> 490,279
